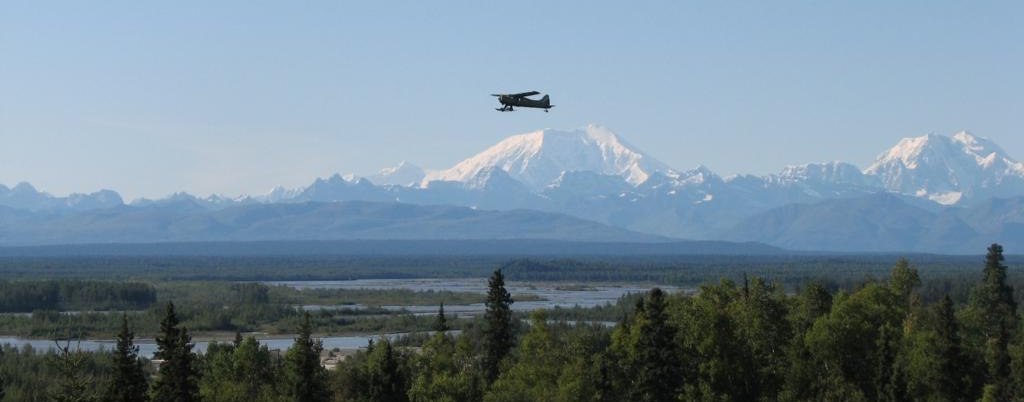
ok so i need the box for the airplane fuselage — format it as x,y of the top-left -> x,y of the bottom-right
498,94 -> 552,110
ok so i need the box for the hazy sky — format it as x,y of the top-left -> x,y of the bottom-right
2,2 -> 1022,200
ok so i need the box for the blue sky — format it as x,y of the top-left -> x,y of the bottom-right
2,1 -> 1022,200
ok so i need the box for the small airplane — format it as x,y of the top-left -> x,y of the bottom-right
491,91 -> 554,112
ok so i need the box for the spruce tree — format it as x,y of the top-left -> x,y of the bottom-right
284,312 -> 329,402
435,302 -> 449,332
970,244 -> 1018,338
106,314 -> 149,402
49,340 -> 98,402
151,302 -> 199,402
932,295 -> 971,401
966,244 -> 1017,398
628,288 -> 681,402
981,326 -> 1012,401
482,268 -> 514,383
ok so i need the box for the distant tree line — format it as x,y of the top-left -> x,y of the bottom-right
1,253 -> 1018,286
0,282 -> 492,338
1,245 -> 1024,401
0,280 -> 156,313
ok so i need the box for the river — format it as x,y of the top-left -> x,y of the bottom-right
269,278 -> 682,315
0,333 -> 402,359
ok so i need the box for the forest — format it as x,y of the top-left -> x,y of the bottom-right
1,244 -> 1023,401
1,253 -> 1016,286
0,280 -> 156,313
0,281 -> 500,338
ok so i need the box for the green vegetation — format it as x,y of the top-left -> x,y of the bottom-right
107,314 -> 148,402
152,302 -> 200,402
0,281 -> 501,339
0,280 -> 495,314
200,335 -> 279,402
3,246 -> 1024,401
2,254 -> 1020,286
0,280 -> 156,313
482,269 -> 514,383
285,313 -> 331,402
0,344 -> 115,402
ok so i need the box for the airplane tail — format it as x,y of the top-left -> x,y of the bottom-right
541,95 -> 550,107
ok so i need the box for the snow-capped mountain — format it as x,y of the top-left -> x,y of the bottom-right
367,161 -> 426,187
773,161 -> 874,186
261,186 -> 303,203
6,126 -> 1024,252
291,174 -> 392,203
130,192 -> 251,210
755,161 -> 881,200
0,182 -> 123,212
424,124 -> 674,190
865,131 -> 1024,205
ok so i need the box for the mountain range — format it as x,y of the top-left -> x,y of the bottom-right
4,124 -> 1024,253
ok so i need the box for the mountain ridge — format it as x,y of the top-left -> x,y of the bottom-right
0,200 -> 670,246
4,125 -> 1024,252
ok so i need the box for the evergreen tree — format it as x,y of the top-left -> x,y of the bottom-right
284,312 -> 329,402
965,244 -> 1018,399
1011,321 -> 1024,400
613,288 -> 681,402
633,288 -> 682,402
49,340 -> 98,402
435,302 -> 449,333
151,302 -> 200,402
934,295 -> 972,401
968,244 -> 1018,338
482,269 -> 514,383
981,325 -> 1012,402
106,314 -> 149,402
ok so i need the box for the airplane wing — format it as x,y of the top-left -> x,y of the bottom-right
511,91 -> 540,97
